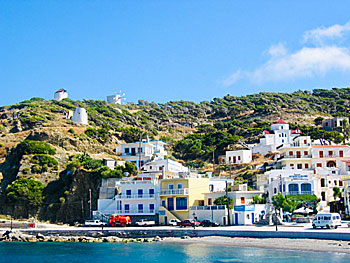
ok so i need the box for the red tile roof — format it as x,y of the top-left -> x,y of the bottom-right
263,130 -> 272,134
291,129 -> 302,134
56,88 -> 66,93
273,119 -> 288,124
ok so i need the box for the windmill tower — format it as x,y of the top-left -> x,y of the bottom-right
71,108 -> 88,125
106,90 -> 126,105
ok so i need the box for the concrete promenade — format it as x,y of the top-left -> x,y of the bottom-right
12,224 -> 350,241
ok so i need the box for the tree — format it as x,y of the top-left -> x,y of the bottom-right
333,187 -> 341,200
123,162 -> 138,176
342,119 -> 350,141
6,178 -> 44,217
213,196 -> 233,206
272,193 -> 298,213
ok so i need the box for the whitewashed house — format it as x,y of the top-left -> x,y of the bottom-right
225,149 -> 252,164
54,88 -> 68,101
116,140 -> 167,169
253,119 -> 302,155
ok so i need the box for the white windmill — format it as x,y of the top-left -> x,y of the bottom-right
106,90 -> 126,105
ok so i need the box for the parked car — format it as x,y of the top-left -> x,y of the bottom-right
312,213 -> 341,229
200,220 -> 220,227
135,219 -> 156,226
177,219 -> 201,227
83,220 -> 107,227
169,219 -> 181,226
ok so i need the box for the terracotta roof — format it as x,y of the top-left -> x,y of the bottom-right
263,130 -> 272,134
342,160 -> 350,163
56,88 -> 66,93
273,119 -> 288,124
312,145 -> 349,148
291,129 -> 302,134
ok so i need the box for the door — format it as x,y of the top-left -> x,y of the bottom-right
251,213 -> 254,224
296,151 -> 301,158
138,189 -> 143,198
167,198 -> 174,210
131,148 -> 136,156
164,216 -> 168,225
126,190 -> 131,198
234,213 -> 239,225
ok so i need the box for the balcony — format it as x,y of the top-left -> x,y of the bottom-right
160,188 -> 189,195
281,154 -> 312,159
190,205 -> 226,210
102,209 -> 156,215
319,153 -> 342,158
286,191 -> 314,196
114,194 -> 155,200
116,180 -> 156,186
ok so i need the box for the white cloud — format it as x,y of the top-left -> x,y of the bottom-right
222,70 -> 243,87
303,21 -> 350,44
223,21 -> 350,86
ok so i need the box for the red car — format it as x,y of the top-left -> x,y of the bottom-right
177,219 -> 201,227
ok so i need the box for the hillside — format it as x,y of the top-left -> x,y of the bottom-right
0,87 -> 349,222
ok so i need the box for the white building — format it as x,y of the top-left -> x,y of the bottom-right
54,89 -> 68,101
253,119 -> 302,155
107,94 -> 122,104
142,159 -> 188,174
116,140 -> 167,169
97,174 -> 160,223
71,108 -> 88,125
225,149 -> 252,164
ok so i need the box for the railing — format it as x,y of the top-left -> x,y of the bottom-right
286,191 -> 314,195
160,188 -> 189,195
115,209 -> 156,215
116,181 -> 156,185
190,205 -> 226,210
114,194 -> 155,200
319,154 -> 342,158
281,154 -> 312,159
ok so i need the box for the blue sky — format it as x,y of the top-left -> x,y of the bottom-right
1,1 -> 350,106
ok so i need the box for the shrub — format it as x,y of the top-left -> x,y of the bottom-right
18,140 -> 56,155
30,154 -> 58,168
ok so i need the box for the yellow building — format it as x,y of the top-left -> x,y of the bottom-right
158,177 -> 209,224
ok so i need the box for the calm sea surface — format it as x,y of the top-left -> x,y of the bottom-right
0,242 -> 348,263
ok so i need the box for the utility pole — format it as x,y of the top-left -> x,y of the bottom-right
212,146 -> 215,175
89,189 -> 92,219
226,180 -> 231,226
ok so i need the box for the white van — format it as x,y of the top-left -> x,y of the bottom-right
312,213 -> 341,229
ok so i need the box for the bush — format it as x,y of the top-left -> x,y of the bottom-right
30,154 -> 58,168
18,140 -> 56,155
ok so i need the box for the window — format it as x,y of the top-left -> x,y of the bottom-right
340,150 -> 344,157
296,151 -> 301,158
329,151 -> 333,157
124,204 -> 130,212
126,190 -> 131,197
161,200 -> 166,207
238,156 -> 241,161
208,198 -> 212,205
339,181 -> 343,187
138,189 -> 143,198
138,147 -> 143,153
288,184 -> 299,193
334,180 -> 337,186
124,148 -> 129,154
321,192 -> 326,201
150,166 -> 152,170
283,184 -> 286,192
138,204 -> 143,213
274,188 -> 277,194
167,198 -> 174,210
229,156 -> 231,163
168,184 -> 174,190
321,178 -> 325,187
177,184 -> 183,189
282,139 -> 284,143
289,151 -> 293,156
149,204 -> 155,212
305,163 -> 309,169
304,140 -> 307,144
198,200 -> 204,206
176,197 -> 188,210
319,151 -> 323,158
317,163 -> 322,167
149,189 -> 155,195
209,184 -> 214,192
297,164 -> 302,169
241,197 -> 245,204
304,151 -> 308,156
301,183 -> 311,192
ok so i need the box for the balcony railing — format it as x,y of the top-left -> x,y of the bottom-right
160,188 -> 189,195
114,194 -> 155,200
319,154 -> 342,158
106,209 -> 156,215
116,180 -> 156,185
282,154 -> 312,159
286,191 -> 314,196
190,205 -> 226,210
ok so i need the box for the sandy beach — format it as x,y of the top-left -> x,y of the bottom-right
161,236 -> 350,253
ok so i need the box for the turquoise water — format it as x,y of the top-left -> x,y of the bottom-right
0,242 -> 348,263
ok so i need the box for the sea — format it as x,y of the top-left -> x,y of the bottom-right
0,242 -> 348,263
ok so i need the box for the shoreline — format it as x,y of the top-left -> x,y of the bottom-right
160,236 -> 350,253
1,229 -> 350,253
